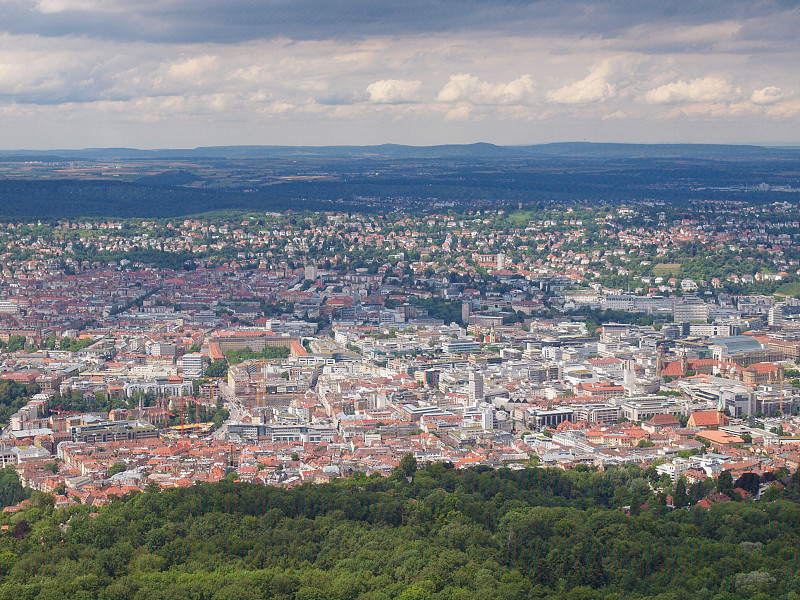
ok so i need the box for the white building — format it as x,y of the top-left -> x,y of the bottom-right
181,352 -> 206,378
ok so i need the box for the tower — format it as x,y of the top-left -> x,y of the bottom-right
468,369 -> 484,405
624,359 -> 635,390
680,347 -> 688,376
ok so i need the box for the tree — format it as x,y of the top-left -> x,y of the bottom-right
718,470 -> 734,497
205,360 -> 228,378
0,466 -> 27,508
673,477 -> 688,508
736,472 -> 760,496
689,481 -> 704,505
10,519 -> 30,540
397,453 -> 417,479
107,463 -> 127,478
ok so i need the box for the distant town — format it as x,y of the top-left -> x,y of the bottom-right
0,200 -> 799,512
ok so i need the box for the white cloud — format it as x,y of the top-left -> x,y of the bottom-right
437,74 -> 480,102
34,0 -> 121,14
750,86 -> 783,105
444,102 -> 473,120
366,79 -> 421,104
547,62 -> 617,104
167,55 -> 220,82
0,28 -> 799,147
602,110 -> 627,120
643,77 -> 734,104
437,73 -> 535,105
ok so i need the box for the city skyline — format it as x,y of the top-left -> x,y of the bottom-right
0,0 -> 799,149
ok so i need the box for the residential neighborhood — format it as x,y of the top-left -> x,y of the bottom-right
0,204 -> 797,511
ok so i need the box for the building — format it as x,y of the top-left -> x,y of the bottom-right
304,264 -> 318,281
442,338 -> 482,354
149,342 -> 176,357
688,323 -> 738,337
742,362 -> 782,385
768,300 -> 800,326
570,403 -> 620,424
69,420 -> 159,443
227,423 -> 337,442
710,336 -> 765,362
695,430 -> 745,451
642,413 -> 681,433
181,353 -> 206,379
674,301 -> 709,323
525,407 -> 574,429
620,398 -> 684,422
687,411 -> 729,430
480,404 -> 496,430
468,370 -> 484,404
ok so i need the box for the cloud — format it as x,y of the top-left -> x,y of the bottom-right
166,55 -> 220,82
366,79 -> 421,104
643,77 -> 735,104
602,110 -> 627,120
547,62 -> 617,104
750,86 -> 783,105
0,0 -> 792,47
33,0 -> 118,14
444,102 -> 473,121
0,3 -> 799,148
437,74 -> 535,105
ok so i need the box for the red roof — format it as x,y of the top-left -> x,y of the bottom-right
646,414 -> 680,426
689,411 -> 728,428
587,358 -> 623,365
745,362 -> 778,374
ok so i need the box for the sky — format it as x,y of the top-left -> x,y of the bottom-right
0,0 -> 799,149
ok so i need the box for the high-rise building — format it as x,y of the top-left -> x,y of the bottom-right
468,369 -> 484,404
480,404 -> 496,430
304,263 -> 318,281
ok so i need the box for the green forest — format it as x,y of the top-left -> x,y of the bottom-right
1,153 -> 797,219
1,462 -> 800,599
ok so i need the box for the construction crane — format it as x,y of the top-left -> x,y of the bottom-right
255,360 -> 266,410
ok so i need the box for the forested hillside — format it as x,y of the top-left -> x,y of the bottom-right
1,463 -> 800,599
2,150 -> 798,218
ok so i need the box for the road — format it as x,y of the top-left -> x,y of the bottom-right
211,381 -> 250,440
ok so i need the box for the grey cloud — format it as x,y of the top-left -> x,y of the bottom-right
1,0 -> 798,45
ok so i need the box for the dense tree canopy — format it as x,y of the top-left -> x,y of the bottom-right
0,463 -> 798,599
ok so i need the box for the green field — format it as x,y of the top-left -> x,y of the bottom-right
653,263 -> 681,276
775,282 -> 800,298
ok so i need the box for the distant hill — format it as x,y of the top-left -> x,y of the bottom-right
1,142 -> 798,218
2,142 -> 800,161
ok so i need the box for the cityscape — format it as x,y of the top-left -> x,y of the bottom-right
0,197 -> 797,502
2,0 -> 800,597
0,148 -> 796,597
